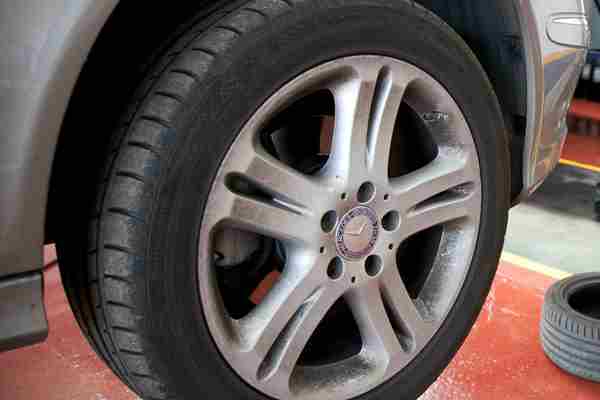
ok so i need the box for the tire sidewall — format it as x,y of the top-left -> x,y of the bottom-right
144,1 -> 510,398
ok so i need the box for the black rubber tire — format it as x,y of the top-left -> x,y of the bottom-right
541,273 -> 600,383
594,183 -> 600,216
56,0 -> 510,399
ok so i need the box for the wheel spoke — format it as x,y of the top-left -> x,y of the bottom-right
219,191 -> 320,245
345,282 -> 403,365
400,190 -> 476,240
212,131 -> 335,245
366,68 -> 411,180
390,154 -> 475,212
240,262 -> 342,394
328,66 -> 378,180
242,145 -> 333,213
380,266 -> 436,351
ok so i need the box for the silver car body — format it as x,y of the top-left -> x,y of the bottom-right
0,0 -> 590,349
521,0 -> 590,194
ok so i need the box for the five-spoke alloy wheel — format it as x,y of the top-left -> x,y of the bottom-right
199,56 -> 482,400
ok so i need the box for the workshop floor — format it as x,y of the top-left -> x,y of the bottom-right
505,134 -> 600,274
2,134 -> 600,399
0,255 -> 600,400
0,253 -> 598,400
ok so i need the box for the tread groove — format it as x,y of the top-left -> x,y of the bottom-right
107,207 -> 146,223
139,115 -> 173,130
544,315 -> 600,347
243,7 -> 268,18
170,68 -> 200,82
190,47 -> 218,57
103,243 -> 135,255
104,274 -> 134,285
543,324 -> 600,357
106,300 -> 136,310
543,336 -> 600,372
118,348 -> 145,356
112,326 -> 139,334
154,90 -> 185,104
214,25 -> 242,36
115,171 -> 147,184
126,141 -> 162,158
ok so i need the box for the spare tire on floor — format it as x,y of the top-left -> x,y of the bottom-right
541,273 -> 600,382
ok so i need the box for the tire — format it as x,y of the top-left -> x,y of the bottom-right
541,273 -> 600,383
594,183 -> 600,216
57,0 -> 510,399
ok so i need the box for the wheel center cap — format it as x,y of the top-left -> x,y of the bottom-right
336,206 -> 379,260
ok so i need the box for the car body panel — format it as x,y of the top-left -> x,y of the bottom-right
518,0 -> 590,197
0,272 -> 47,351
0,0 -> 118,277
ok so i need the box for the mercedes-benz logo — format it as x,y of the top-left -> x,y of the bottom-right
336,206 -> 379,260
345,219 -> 368,237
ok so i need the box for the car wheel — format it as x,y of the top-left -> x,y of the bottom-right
57,0 -> 510,399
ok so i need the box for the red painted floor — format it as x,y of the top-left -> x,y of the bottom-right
1,259 -> 599,399
425,262 -> 600,400
563,134 -> 600,168
569,99 -> 600,122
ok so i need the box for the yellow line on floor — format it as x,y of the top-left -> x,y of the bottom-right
559,158 -> 600,173
501,251 -> 571,280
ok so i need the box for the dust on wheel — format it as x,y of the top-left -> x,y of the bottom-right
541,273 -> 600,383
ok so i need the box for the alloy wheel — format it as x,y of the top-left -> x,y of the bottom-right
198,55 -> 481,400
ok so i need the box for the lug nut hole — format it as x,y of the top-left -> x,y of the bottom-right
365,255 -> 383,277
321,211 -> 338,233
357,182 -> 376,204
328,257 -> 344,280
382,211 -> 400,231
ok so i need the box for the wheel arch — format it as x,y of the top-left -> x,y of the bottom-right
415,0 -> 528,200
44,0 -> 527,266
0,0 -> 119,276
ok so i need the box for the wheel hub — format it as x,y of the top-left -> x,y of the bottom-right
335,206 -> 379,260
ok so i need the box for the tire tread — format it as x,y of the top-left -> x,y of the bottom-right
59,1 -> 280,397
540,275 -> 600,383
